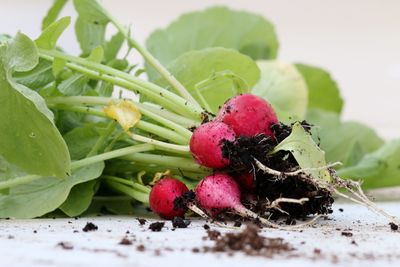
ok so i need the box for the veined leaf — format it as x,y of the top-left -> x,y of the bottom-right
36,16 -> 71,50
252,60 -> 308,123
41,0 -> 69,30
296,63 -> 343,114
0,33 -> 70,178
273,122 -> 332,182
146,6 -> 278,79
60,180 -> 99,217
0,162 -> 104,219
155,47 -> 260,113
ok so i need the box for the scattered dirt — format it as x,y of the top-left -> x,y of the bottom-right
136,244 -> 146,252
203,224 -> 210,230
119,237 -> 132,245
173,191 -> 195,210
82,222 -> 98,232
149,222 -> 165,232
172,217 -> 191,228
57,242 -> 73,250
137,218 -> 146,226
341,231 -> 353,237
389,222 -> 398,231
200,224 -> 293,257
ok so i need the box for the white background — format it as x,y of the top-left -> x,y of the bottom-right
1,0 -> 399,139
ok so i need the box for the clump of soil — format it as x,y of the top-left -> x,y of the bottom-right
119,237 -> 133,245
221,121 -> 334,220
137,218 -> 146,226
389,222 -> 398,231
57,242 -> 73,250
82,222 -> 98,232
174,191 -> 195,210
203,224 -> 293,257
172,217 -> 191,228
149,222 -> 165,232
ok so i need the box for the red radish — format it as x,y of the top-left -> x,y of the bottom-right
195,173 -> 288,228
189,121 -> 235,168
234,172 -> 255,192
216,94 -> 278,137
149,177 -> 189,219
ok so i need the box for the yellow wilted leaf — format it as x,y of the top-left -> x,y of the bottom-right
104,100 -> 141,131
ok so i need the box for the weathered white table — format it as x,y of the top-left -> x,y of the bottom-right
1,202 -> 399,267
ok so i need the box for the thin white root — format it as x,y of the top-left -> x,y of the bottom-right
253,158 -> 341,178
265,197 -> 309,215
186,203 -> 239,229
235,205 -> 324,230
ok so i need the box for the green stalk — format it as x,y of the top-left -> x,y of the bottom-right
101,6 -> 201,108
121,153 -> 208,173
47,96 -> 192,142
39,49 -> 204,119
0,144 -> 155,190
101,175 -> 150,194
105,180 -> 149,204
87,121 -> 117,157
128,133 -> 190,154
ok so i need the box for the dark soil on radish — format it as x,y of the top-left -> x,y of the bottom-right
221,121 -> 334,221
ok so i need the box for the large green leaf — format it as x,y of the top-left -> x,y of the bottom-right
0,162 -> 104,219
0,33 -> 70,178
146,6 -> 278,79
14,59 -> 54,90
296,63 -> 343,114
63,124 -> 101,160
273,122 -> 331,182
60,180 -> 99,217
252,60 -> 308,123
337,140 -> 400,189
307,109 -> 384,168
155,47 -> 260,113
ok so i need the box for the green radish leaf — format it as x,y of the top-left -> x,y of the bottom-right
337,140 -> 400,189
104,32 -> 125,62
0,33 -> 70,178
0,162 -> 104,219
252,60 -> 308,123
146,6 -> 278,79
87,46 -> 104,63
296,63 -> 343,114
60,180 -> 99,217
273,122 -> 332,182
85,196 -> 138,215
52,57 -> 66,77
154,47 -> 260,113
63,124 -> 101,160
36,17 -> 71,50
307,109 -> 384,168
73,0 -> 110,55
42,0 -> 69,30
14,59 -> 54,90
57,73 -> 89,96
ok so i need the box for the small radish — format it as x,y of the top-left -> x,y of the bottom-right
216,94 -> 278,137
149,177 -> 189,219
195,173 -> 291,228
189,121 -> 236,168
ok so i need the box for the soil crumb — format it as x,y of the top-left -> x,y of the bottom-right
390,222 -> 399,231
341,231 -> 353,237
149,222 -> 165,232
137,218 -> 147,226
57,242 -> 73,250
82,222 -> 98,232
119,237 -> 133,245
172,217 -> 191,228
136,244 -> 146,252
203,224 -> 293,257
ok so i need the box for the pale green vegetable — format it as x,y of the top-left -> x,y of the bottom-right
273,122 -> 331,182
252,60 -> 308,123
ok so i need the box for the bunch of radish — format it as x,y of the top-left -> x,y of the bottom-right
149,94 -> 281,224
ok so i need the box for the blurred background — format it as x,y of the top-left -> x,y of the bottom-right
1,0 -> 399,139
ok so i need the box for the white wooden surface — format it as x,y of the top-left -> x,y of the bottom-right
1,202 -> 399,267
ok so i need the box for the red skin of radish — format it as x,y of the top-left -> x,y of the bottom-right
216,94 -> 278,137
149,177 -> 189,219
195,173 -> 243,216
189,121 -> 236,168
234,172 -> 254,192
